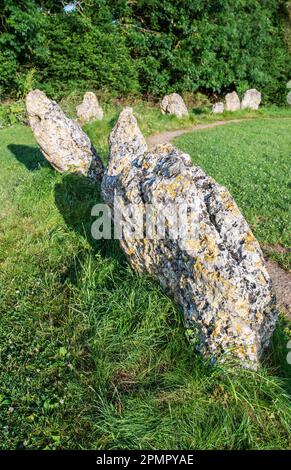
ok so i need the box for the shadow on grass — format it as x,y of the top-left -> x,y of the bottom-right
8,144 -> 50,171
7,142 -> 126,278
53,172 -> 127,270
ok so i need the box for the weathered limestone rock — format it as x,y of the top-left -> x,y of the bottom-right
225,91 -> 241,112
241,89 -> 261,110
160,93 -> 188,117
212,102 -> 224,114
286,80 -> 291,90
26,90 -> 103,178
287,91 -> 291,105
102,108 -> 277,369
76,92 -> 103,124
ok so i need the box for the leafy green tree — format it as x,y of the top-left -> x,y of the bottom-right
0,0 -> 290,102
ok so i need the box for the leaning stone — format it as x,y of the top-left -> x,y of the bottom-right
212,102 -> 224,114
241,89 -> 261,110
160,93 -> 188,117
225,91 -> 241,112
102,108 -> 277,369
287,91 -> 291,105
76,92 -> 103,124
26,89 -> 103,179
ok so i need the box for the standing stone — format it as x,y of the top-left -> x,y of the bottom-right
76,92 -> 103,124
26,89 -> 103,178
102,108 -> 277,369
212,102 -> 224,114
286,80 -> 291,90
287,91 -> 291,106
225,92 -> 241,112
241,89 -> 261,110
160,93 -> 188,117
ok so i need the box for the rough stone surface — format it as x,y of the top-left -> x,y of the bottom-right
212,102 -> 224,114
225,92 -> 241,112
160,93 -> 188,117
26,89 -> 103,178
287,91 -> 291,105
76,92 -> 103,124
286,80 -> 291,90
241,89 -> 261,110
102,108 -> 277,369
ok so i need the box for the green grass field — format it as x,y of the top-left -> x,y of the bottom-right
0,113 -> 290,450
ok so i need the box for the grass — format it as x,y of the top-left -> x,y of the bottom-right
0,112 -> 291,450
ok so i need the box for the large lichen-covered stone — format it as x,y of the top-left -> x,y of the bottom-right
102,108 -> 277,369
160,93 -> 188,117
26,89 -> 103,178
225,91 -> 241,112
76,91 -> 103,124
241,89 -> 261,110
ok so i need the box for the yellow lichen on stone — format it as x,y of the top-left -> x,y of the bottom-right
225,199 -> 241,216
244,230 -> 257,252
194,260 -> 203,274
184,239 -> 201,252
200,234 -> 219,262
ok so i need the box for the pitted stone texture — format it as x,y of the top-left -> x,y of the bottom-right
212,102 -> 224,114
76,92 -> 103,124
241,89 -> 261,110
160,93 -> 188,117
102,108 -> 277,369
225,92 -> 241,112
26,90 -> 103,178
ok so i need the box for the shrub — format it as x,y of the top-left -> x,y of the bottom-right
0,101 -> 26,128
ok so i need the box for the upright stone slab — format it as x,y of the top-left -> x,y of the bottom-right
102,108 -> 277,369
241,89 -> 261,110
212,102 -> 224,114
225,92 -> 240,112
76,92 -> 103,124
160,93 -> 188,117
26,89 -> 103,179
287,91 -> 291,105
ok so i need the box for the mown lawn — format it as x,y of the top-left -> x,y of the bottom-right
0,118 -> 290,450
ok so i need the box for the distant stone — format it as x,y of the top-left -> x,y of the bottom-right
26,89 -> 103,178
286,80 -> 291,90
160,93 -> 188,117
102,107 -> 277,369
225,92 -> 241,112
287,91 -> 291,105
212,102 -> 224,114
76,92 -> 103,124
241,89 -> 261,110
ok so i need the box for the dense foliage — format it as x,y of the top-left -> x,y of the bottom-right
0,0 -> 290,102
